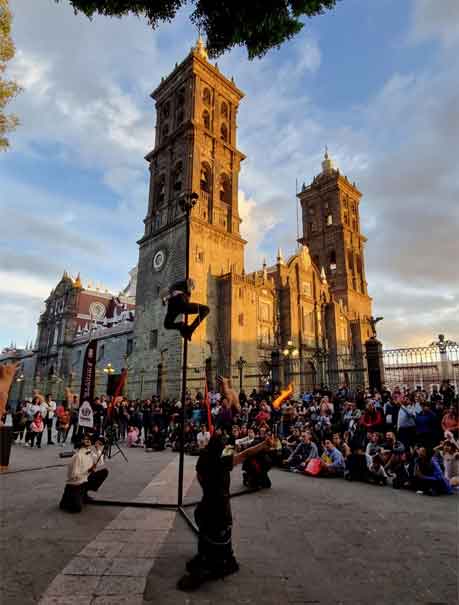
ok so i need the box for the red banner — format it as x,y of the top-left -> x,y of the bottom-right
79,339 -> 98,404
114,368 -> 128,398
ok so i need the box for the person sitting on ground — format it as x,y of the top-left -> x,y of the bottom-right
412,446 -> 452,496
380,431 -> 404,474
345,441 -> 369,482
360,401 -> 384,433
441,405 -> 459,438
365,431 -> 382,458
367,454 -> 388,486
286,430 -> 319,472
434,432 -> 459,486
59,434 -> 108,512
319,438 -> 345,477
147,423 -> 166,452
281,426 -> 301,459
127,425 -> 140,447
161,278 -> 210,341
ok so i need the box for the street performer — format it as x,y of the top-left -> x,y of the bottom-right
178,376 -> 274,591
161,278 -> 209,341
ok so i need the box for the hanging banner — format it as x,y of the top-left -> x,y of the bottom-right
79,339 -> 98,405
113,367 -> 128,398
78,400 -> 94,428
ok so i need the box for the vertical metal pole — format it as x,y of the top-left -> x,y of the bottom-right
177,205 -> 191,507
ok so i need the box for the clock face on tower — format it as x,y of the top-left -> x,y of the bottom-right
152,247 -> 167,272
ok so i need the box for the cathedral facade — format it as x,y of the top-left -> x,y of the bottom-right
3,38 -> 375,403
128,38 -> 374,397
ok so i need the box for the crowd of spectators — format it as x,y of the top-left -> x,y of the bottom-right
5,379 -> 459,496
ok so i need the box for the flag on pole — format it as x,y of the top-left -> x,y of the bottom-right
204,379 -> 214,435
114,367 -> 128,398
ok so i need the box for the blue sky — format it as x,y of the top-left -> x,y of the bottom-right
1,0 -> 458,349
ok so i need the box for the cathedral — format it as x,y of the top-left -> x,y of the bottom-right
2,37 -> 374,402
128,37 -> 374,397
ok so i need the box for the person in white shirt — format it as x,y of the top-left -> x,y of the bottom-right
59,434 -> 108,512
197,425 -> 211,450
43,393 -> 57,444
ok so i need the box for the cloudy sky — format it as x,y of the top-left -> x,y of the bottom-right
1,0 -> 458,349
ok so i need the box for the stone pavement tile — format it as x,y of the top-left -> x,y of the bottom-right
107,512 -> 176,530
118,541 -> 165,558
95,575 -> 147,596
103,557 -> 154,577
63,556 -> 112,576
79,540 -> 124,558
46,575 -> 99,596
91,596 -> 143,605
97,529 -> 136,543
39,596 -> 93,605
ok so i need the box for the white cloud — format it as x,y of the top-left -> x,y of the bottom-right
410,0 -> 459,47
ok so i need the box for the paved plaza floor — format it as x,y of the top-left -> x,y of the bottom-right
1,441 -> 458,605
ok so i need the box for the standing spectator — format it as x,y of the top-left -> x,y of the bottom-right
43,394 -> 56,444
197,424 -> 211,450
56,402 -> 71,444
415,401 -> 437,448
30,411 -> 44,448
397,397 -> 417,450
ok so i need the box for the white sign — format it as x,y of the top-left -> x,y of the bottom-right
78,400 -> 94,428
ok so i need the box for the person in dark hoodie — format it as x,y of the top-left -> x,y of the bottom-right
177,377 -> 273,591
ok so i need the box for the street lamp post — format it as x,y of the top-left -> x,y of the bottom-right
282,340 -> 299,388
236,355 -> 247,393
177,190 -> 199,507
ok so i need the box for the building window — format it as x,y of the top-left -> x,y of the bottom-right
220,123 -> 228,143
329,250 -> 337,271
203,87 -> 211,105
149,330 -> 158,350
202,109 -> 210,130
219,173 -> 231,203
161,122 -> 169,141
200,163 -> 211,193
172,162 -> 183,192
238,313 -> 244,326
221,101 -> 228,118
162,101 -> 170,119
260,302 -> 270,322
126,339 -> 133,356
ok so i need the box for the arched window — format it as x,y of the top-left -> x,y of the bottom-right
203,87 -> 211,105
221,101 -> 228,119
162,101 -> 170,119
172,162 -> 183,192
356,256 -> 365,291
220,123 -> 228,143
219,173 -> 231,203
161,123 -> 169,141
329,250 -> 337,271
202,109 -> 210,130
154,174 -> 165,206
177,87 -> 185,106
344,212 -> 349,226
200,163 -> 211,194
176,87 -> 185,125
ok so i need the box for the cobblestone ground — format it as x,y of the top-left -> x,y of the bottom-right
1,442 -> 458,605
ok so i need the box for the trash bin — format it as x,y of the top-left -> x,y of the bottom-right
0,426 -> 13,470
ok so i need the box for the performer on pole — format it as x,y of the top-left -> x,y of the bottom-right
178,377 -> 274,591
161,278 -> 209,341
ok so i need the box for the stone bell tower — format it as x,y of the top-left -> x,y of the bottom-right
298,150 -> 373,353
130,37 -> 246,397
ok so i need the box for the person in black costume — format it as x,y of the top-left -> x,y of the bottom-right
177,377 -> 274,591
162,278 -> 209,341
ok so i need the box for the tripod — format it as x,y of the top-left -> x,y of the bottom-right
103,425 -> 128,462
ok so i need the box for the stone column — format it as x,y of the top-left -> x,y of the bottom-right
365,337 -> 385,392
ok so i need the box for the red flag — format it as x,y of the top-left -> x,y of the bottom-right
204,380 -> 214,435
114,368 -> 128,398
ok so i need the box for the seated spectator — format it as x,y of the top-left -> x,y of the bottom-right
146,424 -> 166,452
392,450 -> 415,490
367,454 -> 388,486
365,431 -> 382,458
434,433 -> 459,485
380,431 -> 404,473
282,426 -> 301,459
127,425 -> 140,447
286,431 -> 319,472
441,406 -> 459,437
319,439 -> 345,477
345,443 -> 369,482
412,446 -> 452,496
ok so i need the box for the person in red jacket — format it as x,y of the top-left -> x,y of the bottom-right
360,401 -> 384,433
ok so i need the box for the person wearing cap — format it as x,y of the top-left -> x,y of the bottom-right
161,278 -> 209,341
